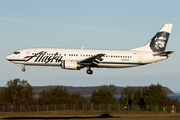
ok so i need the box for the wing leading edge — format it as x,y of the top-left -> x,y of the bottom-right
78,53 -> 105,66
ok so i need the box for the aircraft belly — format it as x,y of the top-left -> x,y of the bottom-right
98,63 -> 140,68
17,61 -> 60,66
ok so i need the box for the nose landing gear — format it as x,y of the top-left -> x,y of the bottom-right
86,66 -> 93,75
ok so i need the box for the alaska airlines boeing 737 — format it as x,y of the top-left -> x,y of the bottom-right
6,24 -> 173,75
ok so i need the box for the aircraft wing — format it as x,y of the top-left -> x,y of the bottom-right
153,51 -> 174,56
78,53 -> 105,66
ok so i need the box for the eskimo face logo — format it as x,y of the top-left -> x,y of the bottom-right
154,36 -> 166,49
24,51 -> 63,64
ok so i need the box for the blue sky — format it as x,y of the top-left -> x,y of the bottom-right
0,0 -> 180,92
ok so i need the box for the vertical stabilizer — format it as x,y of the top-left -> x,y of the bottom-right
130,24 -> 173,52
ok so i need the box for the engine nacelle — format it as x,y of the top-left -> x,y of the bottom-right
61,60 -> 83,70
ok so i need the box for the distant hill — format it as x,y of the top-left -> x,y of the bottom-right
33,85 -> 174,97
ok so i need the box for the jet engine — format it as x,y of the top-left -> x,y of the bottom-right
61,60 -> 84,70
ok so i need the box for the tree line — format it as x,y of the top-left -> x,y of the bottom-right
0,78 -> 178,111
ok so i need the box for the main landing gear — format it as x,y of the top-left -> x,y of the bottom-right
86,66 -> 93,75
22,68 -> 26,72
22,65 -> 26,72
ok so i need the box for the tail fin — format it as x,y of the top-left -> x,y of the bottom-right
130,24 -> 173,52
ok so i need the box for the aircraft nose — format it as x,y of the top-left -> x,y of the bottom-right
6,55 -> 12,61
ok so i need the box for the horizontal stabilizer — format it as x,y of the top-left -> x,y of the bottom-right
153,51 -> 174,56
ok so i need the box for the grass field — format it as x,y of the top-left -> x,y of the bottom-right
0,111 -> 180,120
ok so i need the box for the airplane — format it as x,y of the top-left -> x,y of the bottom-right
6,24 -> 173,75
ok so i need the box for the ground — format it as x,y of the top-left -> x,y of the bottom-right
0,111 -> 180,120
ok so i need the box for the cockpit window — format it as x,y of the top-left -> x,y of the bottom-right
13,51 -> 20,54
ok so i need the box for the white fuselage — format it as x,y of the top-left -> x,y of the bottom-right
6,48 -> 167,68
5,24 -> 173,74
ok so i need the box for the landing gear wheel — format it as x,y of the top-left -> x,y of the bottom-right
22,68 -> 26,72
86,69 -> 93,75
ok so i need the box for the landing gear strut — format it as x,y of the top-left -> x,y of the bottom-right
86,66 -> 93,75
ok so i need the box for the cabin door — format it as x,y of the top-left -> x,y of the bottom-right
138,53 -> 142,63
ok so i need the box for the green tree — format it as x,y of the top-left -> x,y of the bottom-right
71,93 -> 87,104
100,84 -> 117,95
1,78 -> 35,105
38,86 -> 87,105
144,83 -> 169,111
91,86 -> 119,105
132,88 -> 147,106
119,86 -> 134,106
39,86 -> 71,105
132,88 -> 142,105
0,89 -> 4,105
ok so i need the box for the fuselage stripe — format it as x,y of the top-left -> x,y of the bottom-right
101,61 -> 149,65
7,59 -> 26,61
